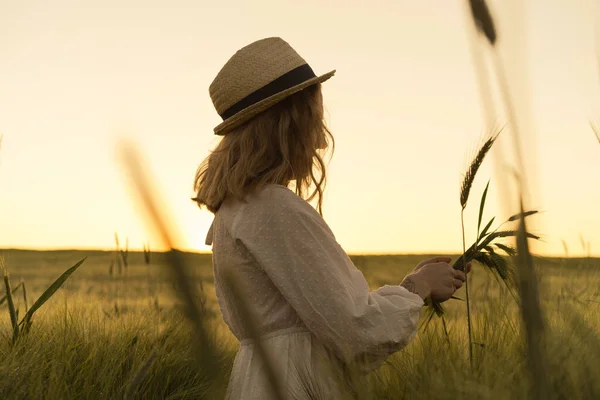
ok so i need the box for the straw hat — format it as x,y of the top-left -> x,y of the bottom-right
209,37 -> 336,135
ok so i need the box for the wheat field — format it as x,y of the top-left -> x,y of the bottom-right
0,249 -> 599,399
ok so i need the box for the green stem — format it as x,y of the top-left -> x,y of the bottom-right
441,315 -> 450,344
3,273 -> 19,344
462,209 -> 474,369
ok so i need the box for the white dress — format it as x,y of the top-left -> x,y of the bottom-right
205,184 -> 424,400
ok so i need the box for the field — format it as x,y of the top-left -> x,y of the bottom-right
1,249 -> 599,399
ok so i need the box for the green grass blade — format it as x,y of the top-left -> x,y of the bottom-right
3,267 -> 20,344
478,217 -> 496,242
494,230 -> 540,240
477,180 -> 490,235
495,243 -> 517,256
420,307 -> 438,332
124,349 -> 158,400
18,257 -> 86,327
441,315 -> 450,343
0,281 -> 24,306
22,280 -> 28,313
432,301 -> 445,319
478,230 -> 539,251
507,210 -> 539,222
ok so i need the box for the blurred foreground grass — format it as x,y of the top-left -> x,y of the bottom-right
0,250 -> 599,399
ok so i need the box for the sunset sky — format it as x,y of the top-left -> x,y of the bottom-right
1,0 -> 599,256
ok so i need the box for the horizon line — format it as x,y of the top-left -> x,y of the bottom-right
0,247 -> 592,259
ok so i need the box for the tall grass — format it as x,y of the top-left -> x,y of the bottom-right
1,253 -> 599,399
2,256 -> 86,342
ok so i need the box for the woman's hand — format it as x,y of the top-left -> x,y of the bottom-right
413,256 -> 453,272
413,256 -> 472,275
401,257 -> 470,302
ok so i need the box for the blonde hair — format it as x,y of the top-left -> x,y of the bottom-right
193,83 -> 334,214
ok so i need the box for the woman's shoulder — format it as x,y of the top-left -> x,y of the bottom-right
228,183 -> 319,226
225,183 -> 335,239
219,183 -> 309,216
246,183 -> 312,213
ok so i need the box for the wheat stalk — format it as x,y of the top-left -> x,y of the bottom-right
2,258 -> 19,344
121,237 -> 130,271
115,233 -> 123,276
467,0 -> 549,395
458,129 -> 500,368
118,140 -> 228,391
143,241 -> 151,265
515,201 -> 548,398
124,350 -> 158,400
118,141 -> 292,398
21,279 -> 28,314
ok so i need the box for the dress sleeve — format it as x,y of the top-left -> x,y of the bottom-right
233,187 -> 424,372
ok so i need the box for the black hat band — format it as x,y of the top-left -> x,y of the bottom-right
219,63 -> 316,120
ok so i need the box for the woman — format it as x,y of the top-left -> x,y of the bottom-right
194,37 -> 468,399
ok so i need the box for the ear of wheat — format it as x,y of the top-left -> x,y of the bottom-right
422,183 -> 540,325
468,0 -> 497,46
460,132 -> 500,210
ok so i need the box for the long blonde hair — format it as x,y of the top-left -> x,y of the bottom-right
193,83 -> 334,214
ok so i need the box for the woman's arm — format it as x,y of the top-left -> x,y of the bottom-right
233,187 -> 425,371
